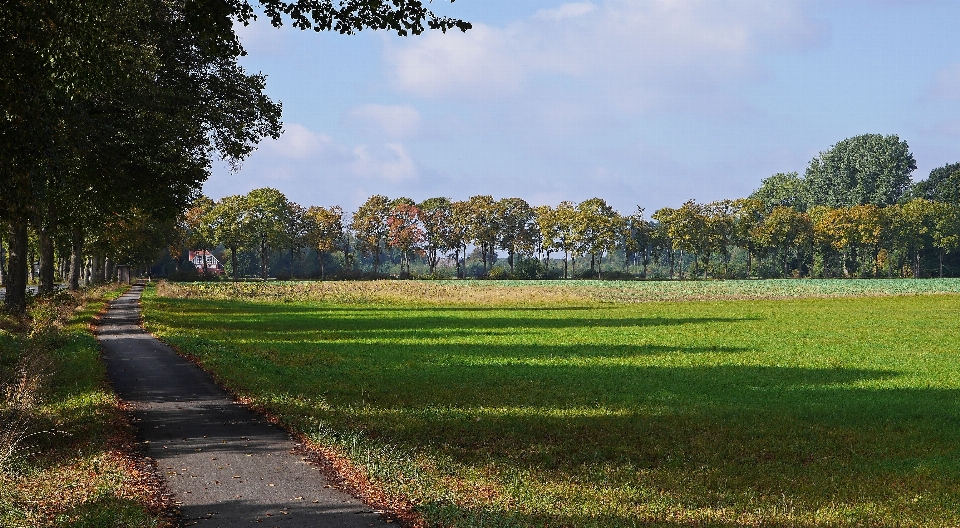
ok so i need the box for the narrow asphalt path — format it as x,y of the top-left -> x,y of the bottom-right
99,284 -> 388,527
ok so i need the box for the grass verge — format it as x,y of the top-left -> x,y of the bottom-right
0,287 -> 173,528
145,281 -> 960,527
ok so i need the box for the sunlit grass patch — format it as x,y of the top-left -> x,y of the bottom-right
145,282 -> 960,527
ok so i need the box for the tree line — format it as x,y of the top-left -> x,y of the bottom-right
167,134 -> 960,282
0,1 -> 470,313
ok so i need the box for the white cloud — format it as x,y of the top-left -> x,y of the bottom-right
534,2 -> 598,20
351,143 -> 418,183
345,104 -> 423,139
387,0 -> 827,114
266,123 -> 348,161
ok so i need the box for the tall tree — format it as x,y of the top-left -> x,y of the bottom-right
804,134 -> 916,208
465,195 -> 498,274
386,202 -> 424,276
911,162 -> 960,204
306,205 -> 344,280
208,195 -> 249,281
417,197 -> 452,274
495,197 -> 537,274
350,195 -> 391,274
244,188 -> 291,280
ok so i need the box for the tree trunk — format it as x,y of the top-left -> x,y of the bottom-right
319,252 -> 325,281
90,253 -> 100,285
597,253 -> 602,280
69,227 -> 83,290
0,239 -> 5,287
231,246 -> 239,282
38,213 -> 56,295
4,221 -> 29,313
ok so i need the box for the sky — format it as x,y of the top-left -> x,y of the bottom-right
203,0 -> 960,215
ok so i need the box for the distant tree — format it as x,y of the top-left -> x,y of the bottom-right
653,201 -> 707,279
244,188 -> 291,280
418,197 -> 452,274
533,205 -> 560,270
495,197 -> 537,274
183,196 -> 216,274
910,162 -> 960,204
465,195 -> 498,274
931,202 -> 960,278
306,205 -> 344,280
553,201 -> 578,278
704,200 -> 735,277
730,198 -> 765,277
574,198 -> 621,279
753,206 -> 811,277
750,172 -> 808,212
284,202 -> 311,278
350,195 -> 391,274
209,195 -> 249,281
805,134 -> 916,208
448,200 -> 471,278
894,199 -> 936,278
386,201 -> 424,275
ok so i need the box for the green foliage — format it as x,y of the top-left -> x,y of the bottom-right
750,171 -> 808,212
145,282 -> 960,527
804,134 -> 917,208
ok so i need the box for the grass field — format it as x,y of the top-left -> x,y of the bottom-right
0,287 -> 170,528
144,280 -> 960,527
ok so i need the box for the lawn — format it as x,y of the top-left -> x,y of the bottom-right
143,280 -> 960,527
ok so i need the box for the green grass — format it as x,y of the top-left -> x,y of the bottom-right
144,281 -> 960,527
0,288 -> 169,528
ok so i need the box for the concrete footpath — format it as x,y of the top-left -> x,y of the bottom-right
99,284 -> 388,527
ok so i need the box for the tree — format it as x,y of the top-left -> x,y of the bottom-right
244,188 -> 291,279
306,205 -> 344,280
350,195 -> 391,274
465,195 -> 498,275
386,201 -> 424,275
750,172 -> 808,212
418,197 -> 452,274
911,162 -> 960,204
1,0 -> 469,312
208,195 -> 249,281
448,200 -> 471,278
574,198 -> 621,279
495,198 -> 537,274
533,205 -> 560,270
804,134 -> 916,208
183,196 -> 217,274
553,201 -> 578,278
930,202 -> 960,278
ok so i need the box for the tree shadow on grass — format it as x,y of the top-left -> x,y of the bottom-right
143,297 -> 960,526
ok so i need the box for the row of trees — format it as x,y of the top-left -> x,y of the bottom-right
177,189 -> 960,282
0,1 -> 470,312
170,134 -> 960,281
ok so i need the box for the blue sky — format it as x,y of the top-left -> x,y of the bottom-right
204,0 -> 960,215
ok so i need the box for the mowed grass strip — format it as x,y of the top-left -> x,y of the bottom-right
143,282 -> 960,527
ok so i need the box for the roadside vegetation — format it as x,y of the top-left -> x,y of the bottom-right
0,287 -> 171,528
145,280 -> 960,527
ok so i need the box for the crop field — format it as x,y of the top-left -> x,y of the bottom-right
143,280 -> 960,527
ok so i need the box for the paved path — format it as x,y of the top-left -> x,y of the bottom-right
99,284 -> 387,527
